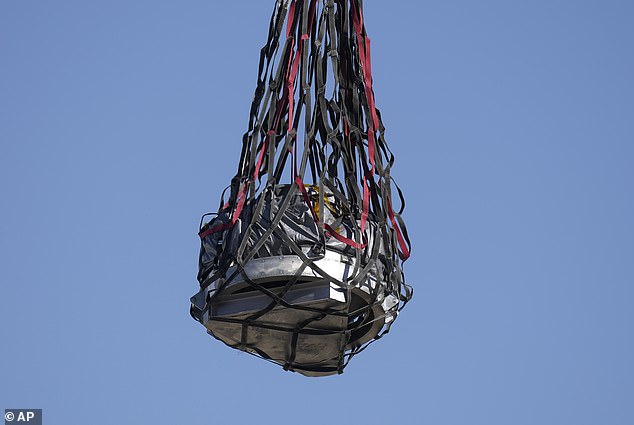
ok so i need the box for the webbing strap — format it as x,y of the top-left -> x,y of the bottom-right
196,0 -> 413,375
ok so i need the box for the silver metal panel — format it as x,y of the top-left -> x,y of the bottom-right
196,251 -> 395,376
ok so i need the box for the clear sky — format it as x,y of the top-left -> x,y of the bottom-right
1,1 -> 633,424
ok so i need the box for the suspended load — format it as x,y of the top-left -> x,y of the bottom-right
190,0 -> 412,377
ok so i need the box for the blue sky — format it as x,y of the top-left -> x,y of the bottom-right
1,1 -> 633,424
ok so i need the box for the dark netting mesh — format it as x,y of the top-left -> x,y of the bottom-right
190,0 -> 412,376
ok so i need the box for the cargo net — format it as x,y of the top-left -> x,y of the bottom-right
190,0 -> 412,376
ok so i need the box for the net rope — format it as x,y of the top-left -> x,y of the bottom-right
191,0 -> 412,375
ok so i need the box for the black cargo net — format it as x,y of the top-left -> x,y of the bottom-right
191,0 -> 412,376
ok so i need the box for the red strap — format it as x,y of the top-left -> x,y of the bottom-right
295,176 -> 319,223
199,182 -> 248,239
199,222 -> 231,239
233,183 -> 247,222
386,197 -> 411,260
325,223 -> 367,250
361,177 -> 370,232
287,37 -> 302,132
254,130 -> 276,182
286,0 -> 297,37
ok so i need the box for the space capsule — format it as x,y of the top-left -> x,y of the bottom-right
190,0 -> 412,376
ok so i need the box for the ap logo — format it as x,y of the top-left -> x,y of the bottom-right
4,410 -> 42,425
